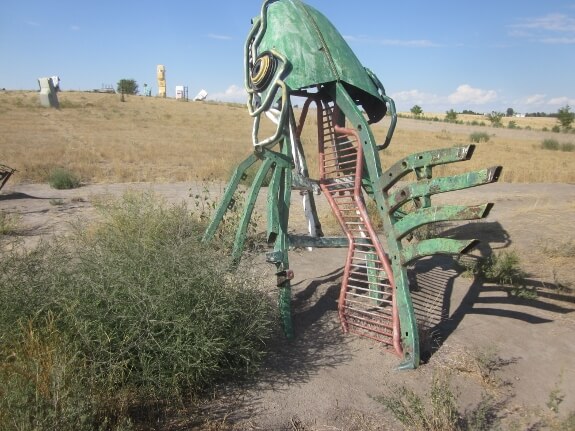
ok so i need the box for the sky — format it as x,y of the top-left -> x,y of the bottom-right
1,0 -> 574,114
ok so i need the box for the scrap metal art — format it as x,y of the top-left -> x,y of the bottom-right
0,164 -> 16,192
203,0 -> 501,369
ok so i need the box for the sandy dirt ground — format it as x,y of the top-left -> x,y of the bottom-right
1,180 -> 574,430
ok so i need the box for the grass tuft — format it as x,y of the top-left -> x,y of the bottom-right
48,167 -> 81,189
469,132 -> 490,143
541,139 -> 560,151
375,372 -> 499,431
0,211 -> 19,235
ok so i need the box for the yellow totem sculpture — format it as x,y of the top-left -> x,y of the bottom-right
157,65 -> 166,98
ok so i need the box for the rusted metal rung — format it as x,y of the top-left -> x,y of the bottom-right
318,100 -> 400,355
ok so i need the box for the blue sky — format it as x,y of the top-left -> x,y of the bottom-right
1,0 -> 574,113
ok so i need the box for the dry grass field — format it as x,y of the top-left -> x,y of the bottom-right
1,90 -> 574,185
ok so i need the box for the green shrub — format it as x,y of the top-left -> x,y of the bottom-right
459,251 -> 532,298
541,139 -> 560,151
469,132 -> 490,143
48,167 -> 80,189
0,191 -> 275,430
560,142 -> 574,152
552,125 -> 561,133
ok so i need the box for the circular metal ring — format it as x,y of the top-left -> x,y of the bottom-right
250,52 -> 277,91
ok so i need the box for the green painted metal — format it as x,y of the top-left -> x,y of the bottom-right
401,239 -> 480,265
388,166 -> 502,212
203,0 -> 502,370
232,157 -> 274,262
288,235 -> 350,248
393,204 -> 493,240
249,0 -> 385,107
203,153 -> 258,243
379,145 -> 475,190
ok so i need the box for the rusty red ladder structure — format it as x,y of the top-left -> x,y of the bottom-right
317,101 -> 402,356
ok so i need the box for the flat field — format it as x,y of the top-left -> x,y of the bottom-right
1,90 -> 574,184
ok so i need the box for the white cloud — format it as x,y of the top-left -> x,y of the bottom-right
548,96 -> 575,106
514,13 -> 575,32
448,84 -> 498,105
509,13 -> 575,44
208,84 -> 246,102
541,37 -> 575,44
207,33 -> 232,40
391,89 -> 441,105
524,94 -> 547,105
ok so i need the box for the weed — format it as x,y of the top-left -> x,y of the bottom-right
458,251 -> 530,297
48,167 -> 81,189
469,132 -> 490,143
560,142 -> 574,152
0,211 -> 19,235
49,198 -> 65,206
541,139 -> 560,151
541,239 -> 575,258
436,129 -> 452,140
0,191 -> 275,430
547,387 -> 564,413
375,372 -> 499,431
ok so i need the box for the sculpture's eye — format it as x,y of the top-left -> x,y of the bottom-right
250,52 -> 277,91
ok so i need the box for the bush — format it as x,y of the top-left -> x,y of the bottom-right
561,142 -> 575,152
48,167 -> 80,189
541,139 -> 560,151
469,132 -> 490,143
0,192 -> 275,430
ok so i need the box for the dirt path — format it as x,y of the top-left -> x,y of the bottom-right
1,181 -> 574,429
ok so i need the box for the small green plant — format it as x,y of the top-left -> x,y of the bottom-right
487,112 -> 503,127
469,132 -> 490,143
48,168 -> 80,189
547,387 -> 564,413
552,125 -> 561,133
507,121 -> 518,129
445,109 -> 458,122
459,251 -> 531,297
375,372 -> 499,431
560,142 -> 574,152
49,198 -> 65,206
541,139 -> 560,151
0,211 -> 19,235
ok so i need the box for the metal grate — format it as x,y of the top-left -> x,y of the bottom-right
317,101 -> 401,354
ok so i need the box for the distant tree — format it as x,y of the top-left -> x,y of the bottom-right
557,105 -> 574,130
117,79 -> 139,96
487,111 -> 504,127
506,107 -> 515,117
410,105 -> 423,116
445,109 -> 458,122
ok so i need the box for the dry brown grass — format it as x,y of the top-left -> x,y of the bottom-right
1,91 -> 574,185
